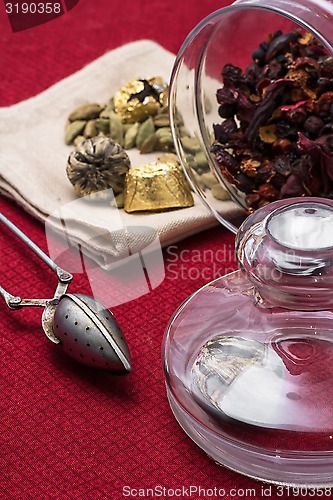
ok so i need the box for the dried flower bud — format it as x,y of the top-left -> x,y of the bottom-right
66,134 -> 131,200
240,159 -> 260,178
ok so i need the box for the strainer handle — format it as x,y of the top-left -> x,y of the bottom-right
0,284 -> 50,309
1,212 -> 73,310
0,212 -> 73,283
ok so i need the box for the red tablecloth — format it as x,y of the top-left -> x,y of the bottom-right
0,2 -> 323,499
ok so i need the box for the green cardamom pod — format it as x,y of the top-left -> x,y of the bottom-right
83,119 -> 98,138
185,154 -> 196,169
154,127 -> 174,150
158,135 -> 174,148
153,114 -> 170,128
136,117 -> 155,149
68,103 -> 102,121
179,126 -> 191,138
73,135 -> 85,146
201,172 -> 217,189
194,151 -> 208,169
157,153 -> 179,165
211,183 -> 230,201
65,120 -> 86,145
154,127 -> 172,140
191,170 -> 206,191
95,118 -> 110,135
181,136 -> 202,154
99,103 -> 115,119
109,111 -> 124,147
124,122 -> 140,149
140,132 -> 158,154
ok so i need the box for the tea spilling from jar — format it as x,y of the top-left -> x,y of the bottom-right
211,29 -> 333,212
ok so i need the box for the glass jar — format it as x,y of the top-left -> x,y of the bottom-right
164,0 -> 333,485
163,197 -> 333,486
169,0 -> 333,234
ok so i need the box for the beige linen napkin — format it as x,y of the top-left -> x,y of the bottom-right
0,40 -> 239,268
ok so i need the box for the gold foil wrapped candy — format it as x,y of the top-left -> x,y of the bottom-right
66,134 -> 131,200
113,77 -> 168,124
124,162 -> 194,213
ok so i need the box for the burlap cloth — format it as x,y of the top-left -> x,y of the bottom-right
0,40 -> 239,268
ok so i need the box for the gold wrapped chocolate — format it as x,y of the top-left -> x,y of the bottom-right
113,77 -> 168,124
124,162 -> 194,213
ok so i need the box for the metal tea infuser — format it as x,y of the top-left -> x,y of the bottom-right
0,213 -> 131,374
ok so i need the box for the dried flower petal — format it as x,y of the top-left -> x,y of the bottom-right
280,101 -> 308,112
298,132 -> 333,185
259,124 -> 278,143
279,174 -> 304,198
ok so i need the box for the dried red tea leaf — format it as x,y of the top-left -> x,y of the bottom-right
265,30 -> 300,62
212,29 -> 333,208
297,132 -> 333,189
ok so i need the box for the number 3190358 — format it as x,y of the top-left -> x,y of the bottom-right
5,3 -> 62,14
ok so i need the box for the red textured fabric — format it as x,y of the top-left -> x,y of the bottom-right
0,2 -> 323,499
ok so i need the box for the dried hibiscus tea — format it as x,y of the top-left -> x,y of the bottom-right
211,29 -> 333,211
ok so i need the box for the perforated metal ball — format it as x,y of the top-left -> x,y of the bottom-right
53,294 -> 131,373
